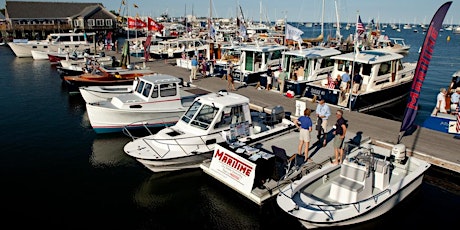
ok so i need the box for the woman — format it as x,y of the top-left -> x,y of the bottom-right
294,108 -> 313,162
227,61 -> 236,91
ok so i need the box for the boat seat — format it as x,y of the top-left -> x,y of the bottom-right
271,145 -> 294,181
329,162 -> 369,203
331,177 -> 364,192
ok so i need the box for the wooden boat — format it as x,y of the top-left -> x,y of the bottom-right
62,67 -> 155,92
276,139 -> 430,228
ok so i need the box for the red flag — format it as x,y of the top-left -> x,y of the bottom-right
144,35 -> 151,61
456,105 -> 460,133
148,17 -> 163,32
136,18 -> 147,29
127,17 -> 136,29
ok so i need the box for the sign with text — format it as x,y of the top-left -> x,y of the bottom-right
209,144 -> 256,194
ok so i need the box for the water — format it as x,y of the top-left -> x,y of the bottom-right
0,27 -> 459,229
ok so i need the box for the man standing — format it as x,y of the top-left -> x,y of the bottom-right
190,55 -> 198,83
434,88 -> 447,115
341,69 -> 350,91
278,68 -> 288,95
333,110 -> 347,164
352,71 -> 362,93
315,98 -> 331,147
451,88 -> 460,113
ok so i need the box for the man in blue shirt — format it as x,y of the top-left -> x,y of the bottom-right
341,69 -> 350,91
190,55 -> 198,83
451,88 -> 460,113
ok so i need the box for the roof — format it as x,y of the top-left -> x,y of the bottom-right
239,44 -> 288,52
282,47 -> 341,59
6,1 -> 104,19
331,50 -> 404,64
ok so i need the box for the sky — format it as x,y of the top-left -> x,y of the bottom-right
2,0 -> 459,25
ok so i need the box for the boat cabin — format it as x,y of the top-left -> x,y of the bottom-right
233,44 -> 287,85
110,74 -> 184,109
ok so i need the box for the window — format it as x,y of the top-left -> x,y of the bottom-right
105,19 -> 112,26
159,83 -> 177,97
136,81 -> 145,93
151,85 -> 158,98
88,19 -> 95,26
142,83 -> 152,97
96,19 -> 104,26
181,101 -> 202,123
191,104 -> 220,130
73,20 -> 80,27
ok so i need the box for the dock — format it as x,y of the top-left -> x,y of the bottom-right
106,52 -> 460,173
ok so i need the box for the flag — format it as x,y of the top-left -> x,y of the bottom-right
285,24 -> 304,44
144,35 -> 152,61
371,19 -> 375,25
356,16 -> 365,36
133,4 -> 138,8
147,17 -> 163,32
399,2 -> 451,137
239,23 -> 247,38
122,0 -> 125,5
209,24 -> 216,39
127,17 -> 136,29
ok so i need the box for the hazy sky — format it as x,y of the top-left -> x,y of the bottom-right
2,0 -> 459,24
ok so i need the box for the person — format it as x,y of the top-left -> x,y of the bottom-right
266,66 -> 273,90
201,58 -> 207,77
333,110 -> 347,165
278,68 -> 288,94
190,55 -> 198,83
227,61 -> 236,91
114,72 -> 122,79
451,88 -> 460,113
341,69 -> 351,91
434,88 -> 447,115
315,98 -> 331,147
334,74 -> 342,90
294,108 -> 313,162
352,71 -> 362,93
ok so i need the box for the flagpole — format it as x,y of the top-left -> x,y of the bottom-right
349,12 -> 359,112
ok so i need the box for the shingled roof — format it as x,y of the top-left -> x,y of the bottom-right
6,1 -> 104,19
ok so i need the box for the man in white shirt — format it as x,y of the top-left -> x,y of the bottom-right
450,88 -> 460,113
315,98 -> 331,147
434,88 -> 447,115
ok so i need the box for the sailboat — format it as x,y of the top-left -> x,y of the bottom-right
276,2 -> 451,228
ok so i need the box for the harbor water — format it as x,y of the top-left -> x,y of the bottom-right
0,27 -> 459,229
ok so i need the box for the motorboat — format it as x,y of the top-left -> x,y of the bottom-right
302,50 -> 416,112
371,36 -> 411,54
232,43 -> 288,86
86,74 -> 206,134
79,82 -> 137,104
62,67 -> 155,92
276,139 -> 430,228
7,32 -> 98,58
150,38 -> 208,59
275,47 -> 342,95
422,70 -> 460,134
123,91 -> 296,173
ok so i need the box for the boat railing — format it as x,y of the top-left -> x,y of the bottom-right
122,115 -> 183,140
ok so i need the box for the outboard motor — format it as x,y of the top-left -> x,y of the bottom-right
270,105 -> 285,124
391,144 -> 406,163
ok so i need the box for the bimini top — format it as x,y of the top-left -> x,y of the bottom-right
282,46 -> 341,59
331,50 -> 404,64
238,44 -> 288,52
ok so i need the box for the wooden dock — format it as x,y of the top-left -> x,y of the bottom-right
107,53 -> 460,173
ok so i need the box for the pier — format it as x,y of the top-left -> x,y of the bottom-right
108,52 -> 460,173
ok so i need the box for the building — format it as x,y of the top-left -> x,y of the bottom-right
4,1 -> 117,40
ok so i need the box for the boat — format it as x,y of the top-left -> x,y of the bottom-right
86,74 -> 205,134
149,38 -> 208,59
276,46 -> 342,96
302,50 -> 416,112
371,36 -> 411,54
232,43 -> 288,86
422,70 -> 460,134
7,32 -> 98,58
123,91 -> 296,172
276,139 -> 431,228
79,82 -> 136,104
62,67 -> 155,92
56,56 -> 117,76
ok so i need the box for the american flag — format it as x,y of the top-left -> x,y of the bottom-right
356,16 -> 365,36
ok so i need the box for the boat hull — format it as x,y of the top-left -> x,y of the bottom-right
79,85 -> 134,103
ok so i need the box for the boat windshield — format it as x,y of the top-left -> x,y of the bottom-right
180,101 -> 220,130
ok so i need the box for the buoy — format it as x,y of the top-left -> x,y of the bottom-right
447,35 -> 451,42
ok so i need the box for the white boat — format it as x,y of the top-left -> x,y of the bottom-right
150,38 -> 208,59
7,32 -> 98,58
232,43 -> 288,86
372,36 -> 411,54
276,47 -> 342,95
86,74 -> 204,134
79,81 -> 137,103
123,91 -> 296,172
302,50 -> 416,112
276,139 -> 431,228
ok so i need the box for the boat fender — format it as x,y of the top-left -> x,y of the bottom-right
322,175 -> 329,184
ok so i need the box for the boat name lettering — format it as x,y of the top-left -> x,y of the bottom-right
407,28 -> 437,109
311,88 -> 325,96
214,149 -> 253,176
